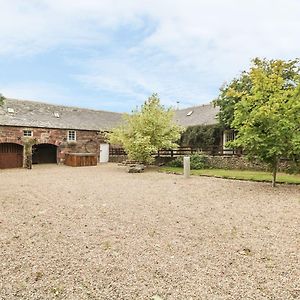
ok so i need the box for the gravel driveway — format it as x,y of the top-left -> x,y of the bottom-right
0,164 -> 299,300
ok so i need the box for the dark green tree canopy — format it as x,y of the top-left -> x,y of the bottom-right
180,124 -> 221,152
0,93 -> 5,105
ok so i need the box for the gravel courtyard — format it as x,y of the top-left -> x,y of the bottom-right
0,164 -> 299,300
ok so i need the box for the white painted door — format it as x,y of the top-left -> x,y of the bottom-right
100,143 -> 109,163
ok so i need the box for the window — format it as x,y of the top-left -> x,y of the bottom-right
223,130 -> 235,154
67,130 -> 76,141
186,110 -> 193,116
23,130 -> 33,137
224,130 -> 235,144
53,112 -> 60,118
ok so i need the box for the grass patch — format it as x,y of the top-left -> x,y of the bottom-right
160,167 -> 300,184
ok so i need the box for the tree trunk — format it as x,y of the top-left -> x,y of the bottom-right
272,161 -> 278,188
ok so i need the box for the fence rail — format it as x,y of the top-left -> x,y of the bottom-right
110,146 -> 243,157
109,148 -> 127,156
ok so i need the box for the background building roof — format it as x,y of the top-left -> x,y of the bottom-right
0,98 -> 220,131
174,103 -> 219,127
0,98 -> 123,131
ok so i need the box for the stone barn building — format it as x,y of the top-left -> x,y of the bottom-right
0,99 -> 122,169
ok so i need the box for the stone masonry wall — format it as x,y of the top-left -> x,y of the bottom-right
205,155 -> 296,173
0,125 -> 107,166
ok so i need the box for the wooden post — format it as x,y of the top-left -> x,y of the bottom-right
184,156 -> 190,178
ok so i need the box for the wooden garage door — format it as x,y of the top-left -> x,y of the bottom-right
0,143 -> 23,169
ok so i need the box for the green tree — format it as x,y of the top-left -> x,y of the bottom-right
180,124 -> 221,153
109,93 -> 184,164
214,72 -> 252,128
229,58 -> 300,187
0,93 -> 5,105
214,58 -> 300,129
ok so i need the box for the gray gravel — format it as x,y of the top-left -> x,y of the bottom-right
0,163 -> 299,299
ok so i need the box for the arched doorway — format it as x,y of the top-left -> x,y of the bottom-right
0,143 -> 23,169
32,144 -> 58,164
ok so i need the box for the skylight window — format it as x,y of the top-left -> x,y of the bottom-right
7,107 -> 14,113
186,110 -> 193,116
54,112 -> 60,118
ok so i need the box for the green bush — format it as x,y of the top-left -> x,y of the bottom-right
286,161 -> 300,174
167,154 -> 208,170
190,153 -> 208,169
167,157 -> 183,168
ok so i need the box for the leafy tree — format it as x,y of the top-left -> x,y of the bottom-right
214,72 -> 252,128
109,94 -> 184,164
229,58 -> 300,187
0,93 -> 5,105
214,58 -> 299,129
180,124 -> 221,153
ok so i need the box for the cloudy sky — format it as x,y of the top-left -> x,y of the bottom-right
0,0 -> 299,112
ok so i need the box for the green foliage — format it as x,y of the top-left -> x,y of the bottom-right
229,58 -> 300,186
0,93 -> 5,106
286,160 -> 300,174
167,153 -> 208,169
180,125 -> 221,150
214,58 -> 300,129
109,94 -> 184,164
213,72 -> 252,128
23,137 -> 37,169
190,153 -> 208,169
167,157 -> 183,168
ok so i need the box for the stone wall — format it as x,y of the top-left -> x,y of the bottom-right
109,155 -> 128,163
205,155 -> 296,173
205,155 -> 268,171
161,154 -> 298,173
0,125 -> 107,166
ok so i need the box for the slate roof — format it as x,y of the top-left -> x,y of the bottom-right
174,103 -> 219,127
0,98 -> 219,131
0,98 -> 123,131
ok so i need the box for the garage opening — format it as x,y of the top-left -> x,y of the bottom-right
32,144 -> 57,164
0,143 -> 23,169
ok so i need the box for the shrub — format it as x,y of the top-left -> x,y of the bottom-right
190,153 -> 208,169
167,153 -> 208,169
286,160 -> 300,174
167,157 -> 183,168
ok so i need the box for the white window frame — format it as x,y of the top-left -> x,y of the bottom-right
223,130 -> 235,154
224,130 -> 235,145
23,130 -> 33,137
67,130 -> 76,142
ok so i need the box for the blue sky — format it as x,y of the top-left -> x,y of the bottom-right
1,0 -> 300,112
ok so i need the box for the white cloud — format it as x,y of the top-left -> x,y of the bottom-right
1,82 -> 72,104
1,0 -> 300,108
2,0 -> 300,59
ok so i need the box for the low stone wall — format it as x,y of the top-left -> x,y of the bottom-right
205,156 -> 268,171
161,154 -> 298,173
109,155 -> 128,163
205,155 -> 297,173
108,152 -> 299,173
